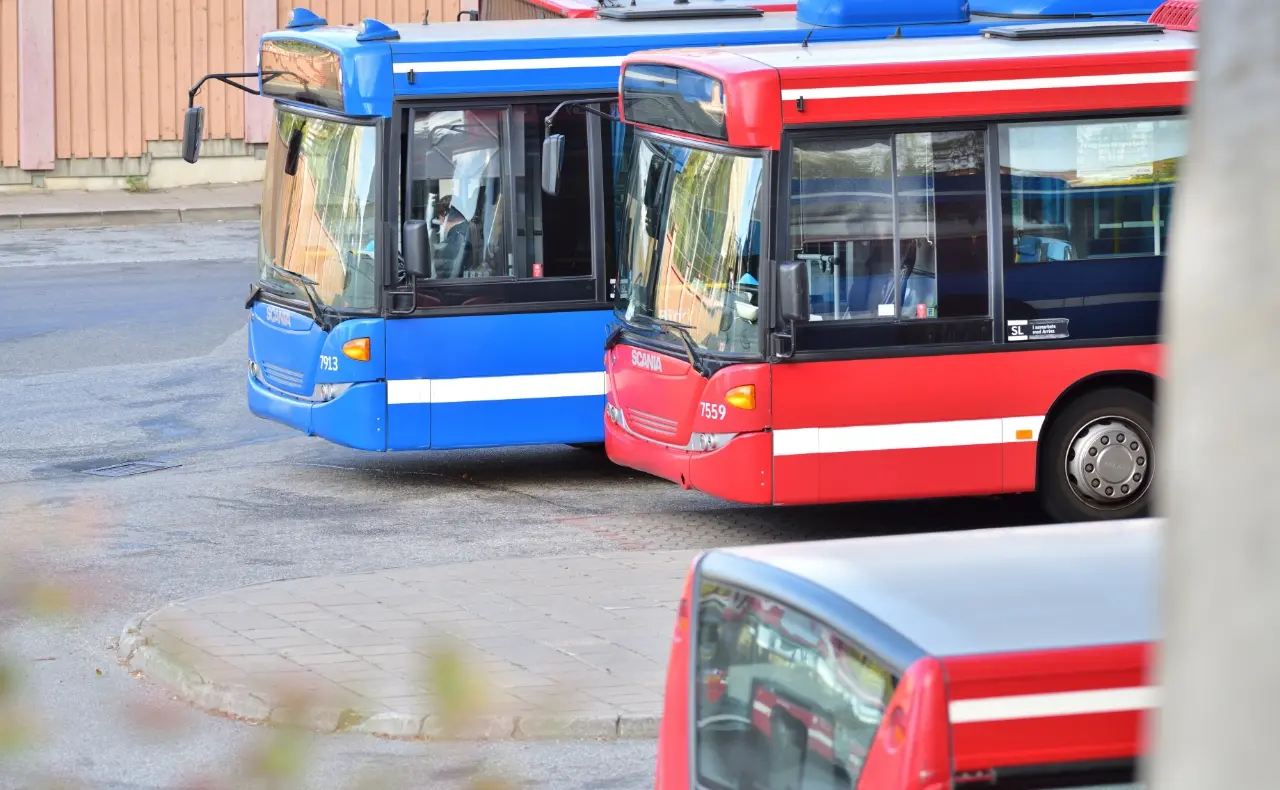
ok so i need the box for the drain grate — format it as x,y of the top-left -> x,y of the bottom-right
83,460 -> 180,478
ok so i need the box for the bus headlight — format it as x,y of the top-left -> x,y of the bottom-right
315,382 -> 353,402
690,432 -> 737,452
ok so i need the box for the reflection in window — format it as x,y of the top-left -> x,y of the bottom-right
259,109 -> 378,310
695,583 -> 898,790
789,130 -> 989,323
409,109 -> 507,280
1000,117 -> 1186,341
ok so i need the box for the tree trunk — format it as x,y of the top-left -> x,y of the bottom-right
1148,2 -> 1280,788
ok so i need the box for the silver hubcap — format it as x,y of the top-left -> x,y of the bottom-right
1065,416 -> 1150,509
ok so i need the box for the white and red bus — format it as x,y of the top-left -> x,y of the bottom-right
597,2 -> 1197,522
656,518 -> 1159,789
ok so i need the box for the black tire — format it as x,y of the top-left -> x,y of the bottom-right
567,442 -> 605,453
1039,387 -> 1155,523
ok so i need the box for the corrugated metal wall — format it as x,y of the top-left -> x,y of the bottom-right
277,0 -> 460,29
0,0 -> 19,167
0,0 -> 465,169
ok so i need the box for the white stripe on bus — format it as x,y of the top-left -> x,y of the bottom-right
1025,291 -> 1161,310
393,55 -> 624,74
772,416 -> 1044,457
386,371 -> 607,405
949,686 -> 1158,724
780,70 -> 1195,102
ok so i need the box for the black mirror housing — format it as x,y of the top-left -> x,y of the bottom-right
778,261 -> 810,324
402,220 -> 431,279
182,107 -> 205,164
542,134 -> 565,196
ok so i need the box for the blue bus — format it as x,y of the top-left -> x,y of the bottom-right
181,0 -> 1162,452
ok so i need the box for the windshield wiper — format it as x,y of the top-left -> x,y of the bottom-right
626,314 -> 708,378
263,264 -> 342,331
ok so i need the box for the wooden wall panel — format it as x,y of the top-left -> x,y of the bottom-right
51,0 -> 249,162
0,0 -> 18,168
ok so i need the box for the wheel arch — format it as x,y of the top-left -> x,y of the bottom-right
1036,369 -> 1162,480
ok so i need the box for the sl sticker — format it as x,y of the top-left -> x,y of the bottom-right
1008,318 -> 1069,342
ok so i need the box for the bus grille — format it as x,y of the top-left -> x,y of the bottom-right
627,408 -> 678,438
262,362 -> 305,390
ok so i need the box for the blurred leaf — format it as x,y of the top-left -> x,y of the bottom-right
247,726 -> 310,783
424,644 -> 487,736
0,660 -> 14,699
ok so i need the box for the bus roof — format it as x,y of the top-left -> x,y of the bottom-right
702,518 -> 1159,658
259,0 -> 1163,117
618,22 -> 1195,145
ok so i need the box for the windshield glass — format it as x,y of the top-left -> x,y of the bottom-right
616,134 -> 764,354
259,107 -> 378,310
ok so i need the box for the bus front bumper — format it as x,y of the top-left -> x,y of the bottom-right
247,373 -> 387,451
603,413 -> 773,505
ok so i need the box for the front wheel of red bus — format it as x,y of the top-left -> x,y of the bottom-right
1040,388 -> 1155,523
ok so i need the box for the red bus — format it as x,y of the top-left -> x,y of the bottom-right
656,518 -> 1159,789
598,3 -> 1197,522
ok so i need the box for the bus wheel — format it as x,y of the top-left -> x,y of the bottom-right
1040,388 -> 1154,523
568,442 -> 605,453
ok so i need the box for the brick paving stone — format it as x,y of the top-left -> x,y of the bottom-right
120,550 -> 695,739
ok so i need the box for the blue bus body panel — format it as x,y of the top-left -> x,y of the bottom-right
384,310 -> 613,450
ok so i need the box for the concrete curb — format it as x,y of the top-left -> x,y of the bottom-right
115,611 -> 660,742
1,204 -> 259,231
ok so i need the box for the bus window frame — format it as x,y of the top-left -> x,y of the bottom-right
688,551 -> 926,790
386,93 -> 620,319
610,127 -> 775,372
257,98 -> 389,319
768,107 -> 1184,365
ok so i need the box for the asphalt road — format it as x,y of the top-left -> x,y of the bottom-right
0,221 -> 1047,789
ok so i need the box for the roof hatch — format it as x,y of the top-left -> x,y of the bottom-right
983,19 -> 1163,38
796,0 -> 969,28
596,2 -> 764,20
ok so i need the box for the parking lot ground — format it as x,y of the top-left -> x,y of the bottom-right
118,550 -> 694,740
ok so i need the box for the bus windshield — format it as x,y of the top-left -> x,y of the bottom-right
259,108 -> 379,311
615,134 -> 765,355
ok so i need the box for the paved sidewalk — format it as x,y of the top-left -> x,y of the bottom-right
117,550 -> 697,740
0,183 -> 260,230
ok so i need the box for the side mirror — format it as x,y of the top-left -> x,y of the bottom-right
182,107 -> 205,164
778,261 -> 811,324
402,220 -> 431,279
542,134 -> 565,196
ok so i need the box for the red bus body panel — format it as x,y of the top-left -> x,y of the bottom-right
943,643 -> 1151,773
771,345 -> 1161,505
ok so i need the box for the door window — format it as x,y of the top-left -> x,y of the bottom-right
404,103 -> 601,309
695,582 -> 898,789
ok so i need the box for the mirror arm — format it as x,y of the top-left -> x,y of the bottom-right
543,99 -> 616,139
188,71 -> 281,108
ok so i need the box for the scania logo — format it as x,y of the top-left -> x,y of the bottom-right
631,349 -> 664,373
265,305 -> 293,328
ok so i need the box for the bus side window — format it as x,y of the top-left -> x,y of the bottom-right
999,116 -> 1187,341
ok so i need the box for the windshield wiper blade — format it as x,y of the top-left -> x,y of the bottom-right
627,314 -> 707,377
263,264 -> 341,331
